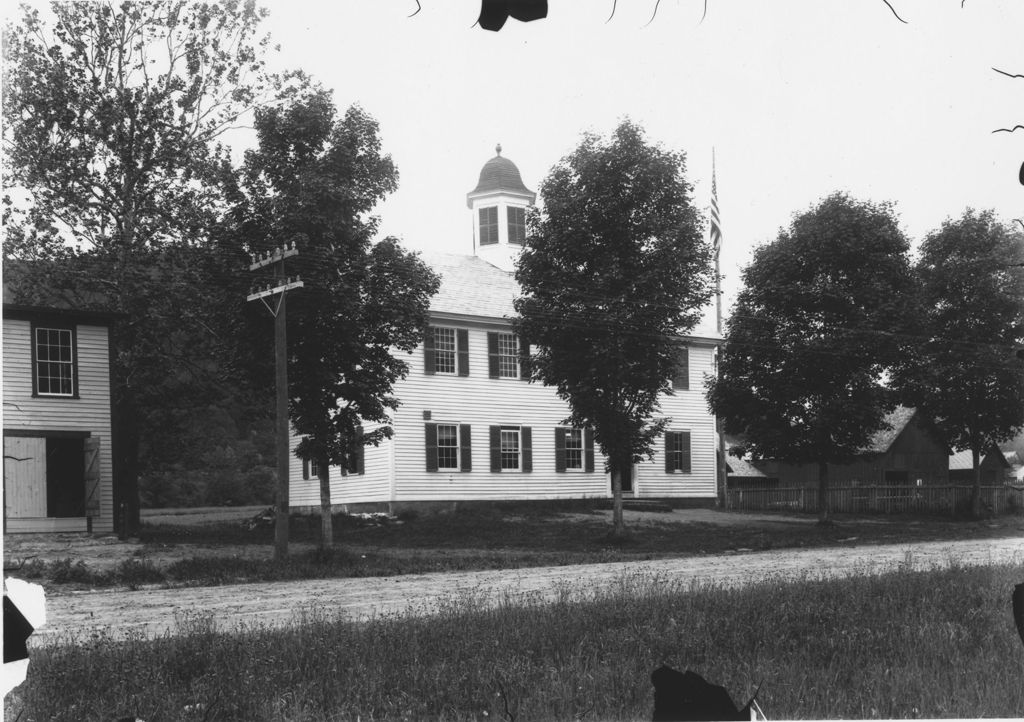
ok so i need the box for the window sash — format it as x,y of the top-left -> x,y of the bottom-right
437,423 -> 460,470
565,428 -> 583,470
35,327 -> 74,396
433,327 -> 457,375
497,333 -> 519,378
500,428 -> 520,470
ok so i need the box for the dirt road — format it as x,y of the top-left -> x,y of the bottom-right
23,536 -> 1023,647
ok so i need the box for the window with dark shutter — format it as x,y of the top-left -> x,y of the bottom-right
479,206 -> 498,245
459,424 -> 472,471
303,458 -> 310,480
665,431 -> 692,473
423,327 -> 436,375
425,423 -> 439,472
584,428 -> 595,472
489,425 -> 502,471
457,329 -> 470,376
672,345 -> 689,390
554,427 -> 567,472
521,426 -> 532,472
488,333 -> 500,378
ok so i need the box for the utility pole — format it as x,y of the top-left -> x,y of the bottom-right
247,243 -> 303,560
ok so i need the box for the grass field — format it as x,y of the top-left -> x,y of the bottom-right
8,562 -> 1024,721
11,501 -> 1024,590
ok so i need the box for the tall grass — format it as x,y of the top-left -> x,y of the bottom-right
8,562 -> 1024,721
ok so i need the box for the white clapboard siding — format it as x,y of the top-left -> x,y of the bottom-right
387,321 -> 718,502
3,319 -> 115,532
288,423 -> 392,507
286,323 -> 719,508
635,343 -> 718,498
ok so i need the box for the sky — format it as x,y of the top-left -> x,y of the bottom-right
251,0 -> 1023,312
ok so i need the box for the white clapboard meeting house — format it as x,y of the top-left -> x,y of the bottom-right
3,303 -> 117,532
290,147 -> 721,511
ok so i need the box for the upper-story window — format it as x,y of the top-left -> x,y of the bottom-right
479,206 -> 499,246
507,206 -> 526,246
34,326 -> 75,397
425,326 -> 469,376
496,333 -> 518,378
433,327 -> 457,374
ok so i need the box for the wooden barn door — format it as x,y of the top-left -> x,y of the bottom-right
4,437 -> 48,518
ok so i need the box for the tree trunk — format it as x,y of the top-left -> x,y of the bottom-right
971,446 -> 982,519
111,395 -> 141,538
817,459 -> 831,525
319,459 -> 333,549
610,460 -> 625,539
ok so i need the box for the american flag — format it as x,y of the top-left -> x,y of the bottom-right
709,153 -> 722,256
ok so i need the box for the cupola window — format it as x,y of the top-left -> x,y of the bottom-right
507,206 -> 526,245
479,206 -> 498,246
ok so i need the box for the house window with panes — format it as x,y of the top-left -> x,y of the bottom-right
665,431 -> 691,473
479,206 -> 498,246
433,327 -> 457,374
507,206 -> 526,245
34,326 -> 75,396
436,424 -> 460,471
565,428 -> 584,470
500,427 -> 521,470
497,333 -> 519,378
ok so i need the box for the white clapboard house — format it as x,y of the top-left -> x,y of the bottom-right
3,303 -> 117,532
289,147 -> 721,511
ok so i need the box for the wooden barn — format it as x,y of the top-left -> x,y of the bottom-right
727,407 -> 951,489
3,303 -> 118,533
948,445 -> 1011,485
288,147 -> 721,511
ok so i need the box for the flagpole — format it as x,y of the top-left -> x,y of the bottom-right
711,148 -> 728,508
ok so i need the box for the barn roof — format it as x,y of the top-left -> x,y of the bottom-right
863,406 -> 917,454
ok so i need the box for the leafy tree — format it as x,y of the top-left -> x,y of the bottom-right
236,88 -> 439,548
707,193 -> 913,524
513,120 -> 714,538
2,0 -> 276,534
893,210 -> 1024,517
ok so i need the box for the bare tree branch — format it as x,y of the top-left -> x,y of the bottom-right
993,67 -> 1024,79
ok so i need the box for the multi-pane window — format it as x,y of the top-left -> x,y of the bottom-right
310,458 -> 320,478
500,427 -> 521,470
507,206 -> 526,245
433,327 -> 457,374
35,327 -> 74,396
665,431 -> 691,473
497,333 -> 519,378
437,424 -> 460,470
565,428 -> 584,470
479,206 -> 498,245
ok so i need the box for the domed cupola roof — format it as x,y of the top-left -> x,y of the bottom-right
467,144 -> 536,204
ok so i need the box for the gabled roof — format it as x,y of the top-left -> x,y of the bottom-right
863,406 -> 917,454
949,447 -> 1011,470
419,252 -> 518,320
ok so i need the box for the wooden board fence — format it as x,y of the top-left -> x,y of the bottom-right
726,484 -> 1024,515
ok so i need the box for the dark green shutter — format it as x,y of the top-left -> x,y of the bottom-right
672,346 -> 689,390
460,424 -> 472,472
665,432 -> 676,473
487,333 -> 499,378
519,339 -> 531,381
457,329 -> 469,376
302,458 -> 310,480
554,427 -> 567,472
522,426 -> 532,472
425,423 -> 438,472
489,425 -> 501,471
355,426 -> 365,475
424,327 -> 436,375
584,428 -> 595,472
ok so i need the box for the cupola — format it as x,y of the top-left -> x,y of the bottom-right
467,144 -> 535,271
